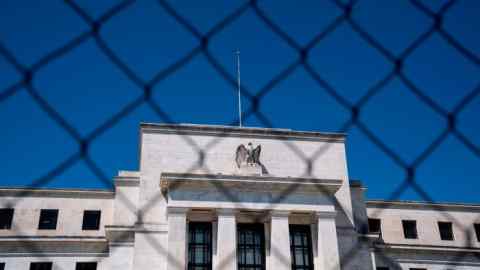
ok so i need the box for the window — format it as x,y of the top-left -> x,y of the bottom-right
30,262 -> 52,270
402,220 -> 418,239
290,225 -> 314,270
474,224 -> 480,242
76,262 -> 97,270
438,222 -> 454,241
0,262 -> 5,270
0,208 -> 14,229
376,267 -> 389,270
409,268 -> 426,270
187,222 -> 212,270
368,218 -> 381,235
237,223 -> 265,270
38,209 -> 58,230
82,210 -> 101,230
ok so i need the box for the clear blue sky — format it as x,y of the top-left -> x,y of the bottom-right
0,1 -> 479,203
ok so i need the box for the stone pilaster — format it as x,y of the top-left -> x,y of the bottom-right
216,209 -> 237,270
167,207 -> 188,270
315,211 -> 340,270
270,210 -> 291,270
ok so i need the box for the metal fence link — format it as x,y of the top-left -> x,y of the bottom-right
0,0 -> 479,269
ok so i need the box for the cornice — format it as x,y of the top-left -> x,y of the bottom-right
367,200 -> 480,212
140,123 -> 345,142
160,172 -> 343,195
374,242 -> 480,253
0,187 -> 114,199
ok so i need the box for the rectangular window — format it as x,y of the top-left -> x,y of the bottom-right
402,220 -> 418,239
38,209 -> 58,230
187,222 -> 212,270
376,267 -> 389,270
82,210 -> 101,230
438,221 -> 454,241
409,268 -> 426,270
237,223 -> 265,270
368,218 -> 381,235
0,262 -> 5,270
76,262 -> 97,270
30,262 -> 52,270
474,224 -> 480,242
290,225 -> 314,270
0,208 -> 14,229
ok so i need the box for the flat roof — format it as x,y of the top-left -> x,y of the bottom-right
0,187 -> 114,199
140,123 -> 345,142
367,199 -> 480,212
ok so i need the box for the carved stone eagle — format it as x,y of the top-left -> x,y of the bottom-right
235,142 -> 261,168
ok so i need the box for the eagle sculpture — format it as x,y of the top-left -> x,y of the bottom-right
235,142 -> 261,168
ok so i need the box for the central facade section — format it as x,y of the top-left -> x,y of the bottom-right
131,124 -> 365,270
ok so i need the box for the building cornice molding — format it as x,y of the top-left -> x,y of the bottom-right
367,200 -> 480,212
0,188 -> 114,199
160,172 -> 343,195
115,176 -> 140,187
141,123 -> 345,142
374,242 -> 480,253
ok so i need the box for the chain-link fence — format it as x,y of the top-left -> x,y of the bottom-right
0,0 -> 479,270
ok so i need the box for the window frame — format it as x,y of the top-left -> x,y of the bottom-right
0,208 -> 14,230
402,220 -> 418,239
474,223 -> 480,242
30,262 -> 53,270
75,262 -> 97,270
237,223 -> 266,270
438,221 -> 454,241
0,262 -> 5,270
368,218 -> 382,235
187,222 -> 212,270
289,224 -> 314,270
38,209 -> 58,230
82,210 -> 101,231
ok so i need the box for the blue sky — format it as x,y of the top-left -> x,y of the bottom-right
0,0 -> 479,203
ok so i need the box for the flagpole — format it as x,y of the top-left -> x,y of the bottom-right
236,50 -> 242,127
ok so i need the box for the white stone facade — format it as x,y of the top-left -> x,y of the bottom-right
0,123 -> 478,270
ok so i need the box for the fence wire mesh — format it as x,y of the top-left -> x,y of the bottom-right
0,0 -> 479,270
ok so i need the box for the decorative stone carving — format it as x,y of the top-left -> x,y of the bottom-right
235,142 -> 268,175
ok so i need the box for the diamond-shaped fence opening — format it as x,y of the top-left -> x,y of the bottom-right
0,1 -> 479,270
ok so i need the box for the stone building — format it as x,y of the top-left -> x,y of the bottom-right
0,123 -> 479,270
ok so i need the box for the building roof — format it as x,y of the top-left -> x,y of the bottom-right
140,123 -> 346,142
367,199 -> 480,212
0,187 -> 114,198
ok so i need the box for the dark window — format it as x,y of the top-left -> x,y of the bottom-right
438,222 -> 454,241
368,218 -> 381,234
409,268 -> 426,270
237,223 -> 265,270
76,262 -> 97,270
376,267 -> 389,270
0,262 -> 5,270
38,209 -> 58,230
474,224 -> 480,242
290,225 -> 314,270
82,210 -> 101,230
187,222 -> 212,270
402,220 -> 418,239
0,209 -> 14,229
30,262 -> 52,270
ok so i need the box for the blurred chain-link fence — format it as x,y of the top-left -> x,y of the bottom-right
0,0 -> 479,270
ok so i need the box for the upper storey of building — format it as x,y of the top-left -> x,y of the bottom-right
138,123 -> 354,226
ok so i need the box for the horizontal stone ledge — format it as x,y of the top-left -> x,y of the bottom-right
0,235 -> 107,242
141,122 -> 345,142
374,242 -> 480,253
160,172 -> 343,194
